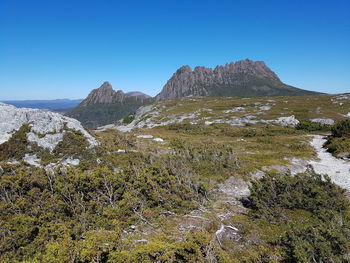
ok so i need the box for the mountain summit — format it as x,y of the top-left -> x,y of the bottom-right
155,59 -> 319,101
80,81 -> 149,106
66,82 -> 152,128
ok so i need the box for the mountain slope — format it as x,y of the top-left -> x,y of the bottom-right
66,82 -> 152,128
155,59 -> 319,101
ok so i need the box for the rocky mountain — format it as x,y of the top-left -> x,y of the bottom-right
66,82 -> 152,128
155,59 -> 319,101
68,61 -> 319,129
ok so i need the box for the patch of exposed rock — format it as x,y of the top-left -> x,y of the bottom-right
310,118 -> 334,125
23,154 -> 42,167
102,100 -> 300,132
0,103 -> 98,151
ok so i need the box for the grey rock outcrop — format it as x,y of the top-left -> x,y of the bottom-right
0,103 -> 98,151
155,59 -> 319,101
310,118 -> 335,125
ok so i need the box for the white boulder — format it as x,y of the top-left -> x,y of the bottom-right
310,118 -> 335,125
23,154 -> 42,167
0,103 -> 98,151
136,135 -> 154,139
275,115 -> 299,127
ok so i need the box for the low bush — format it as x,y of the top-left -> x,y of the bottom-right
295,120 -> 331,132
0,124 -> 31,161
122,113 -> 135,124
246,170 -> 350,262
331,119 -> 350,138
325,119 -> 350,157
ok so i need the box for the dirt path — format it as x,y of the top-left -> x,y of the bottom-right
308,135 -> 350,191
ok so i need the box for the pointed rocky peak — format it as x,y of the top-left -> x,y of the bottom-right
66,83 -> 154,128
98,81 -> 113,90
79,82 -> 126,106
176,65 -> 192,74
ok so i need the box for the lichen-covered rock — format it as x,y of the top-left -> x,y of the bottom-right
275,115 -> 299,127
23,154 -> 42,167
0,103 -> 98,151
310,118 -> 335,125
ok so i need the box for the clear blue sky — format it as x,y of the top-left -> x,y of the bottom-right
1,0 -> 349,99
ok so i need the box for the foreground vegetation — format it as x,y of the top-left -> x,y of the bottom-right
1,162 -> 349,262
1,94 -> 350,262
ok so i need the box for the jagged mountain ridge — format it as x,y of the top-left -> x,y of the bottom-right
155,59 -> 319,101
68,60 -> 320,128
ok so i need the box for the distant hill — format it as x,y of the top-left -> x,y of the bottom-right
1,99 -> 82,112
155,59 -> 320,101
66,82 -> 152,128
126,91 -> 151,99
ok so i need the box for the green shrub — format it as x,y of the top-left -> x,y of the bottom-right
281,223 -> 349,262
0,124 -> 31,161
122,113 -> 135,124
331,119 -> 350,138
243,129 -> 258,137
247,170 -> 350,261
248,170 -> 348,221
295,120 -> 331,132
325,119 -> 350,157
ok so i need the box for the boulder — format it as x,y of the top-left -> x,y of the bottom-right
275,115 -> 299,127
0,103 -> 98,151
310,118 -> 335,125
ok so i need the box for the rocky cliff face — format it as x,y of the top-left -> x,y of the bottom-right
155,59 -> 318,101
66,82 -> 153,128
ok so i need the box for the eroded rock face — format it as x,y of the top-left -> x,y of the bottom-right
79,82 -> 127,106
0,103 -> 98,151
155,59 -> 318,101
